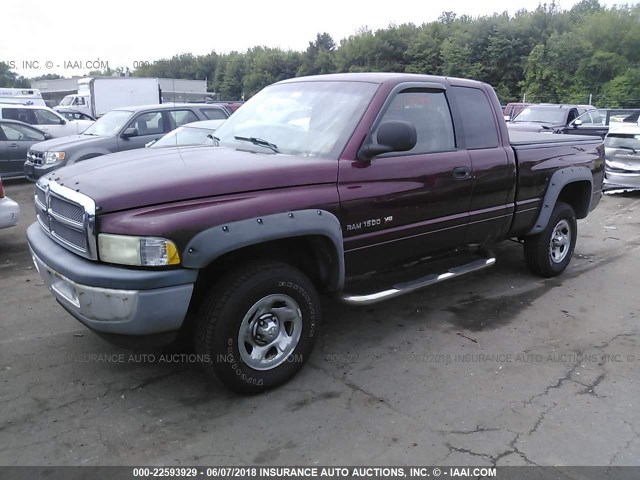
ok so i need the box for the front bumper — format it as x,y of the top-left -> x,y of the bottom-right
27,223 -> 197,337
24,160 -> 59,182
604,169 -> 640,191
0,196 -> 19,229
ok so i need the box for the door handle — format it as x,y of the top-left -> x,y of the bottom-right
452,166 -> 471,179
8,143 -> 19,148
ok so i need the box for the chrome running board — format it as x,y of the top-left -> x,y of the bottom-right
339,254 -> 496,306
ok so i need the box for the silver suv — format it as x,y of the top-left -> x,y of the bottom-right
25,103 -> 230,180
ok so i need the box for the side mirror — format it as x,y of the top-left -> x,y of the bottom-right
573,119 -> 583,127
504,115 -> 511,122
122,127 -> 137,138
358,120 -> 417,161
43,133 -> 52,140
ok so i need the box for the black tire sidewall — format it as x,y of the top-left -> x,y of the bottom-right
206,266 -> 320,393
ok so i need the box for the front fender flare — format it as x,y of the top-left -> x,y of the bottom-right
527,166 -> 593,235
182,209 -> 345,290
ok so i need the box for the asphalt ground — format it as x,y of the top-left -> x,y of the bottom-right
1,179 -> 639,466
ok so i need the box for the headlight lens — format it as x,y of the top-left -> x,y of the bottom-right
98,234 -> 180,266
44,151 -> 66,164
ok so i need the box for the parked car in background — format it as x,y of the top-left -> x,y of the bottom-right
555,108 -> 640,138
604,125 -> 640,191
508,104 -> 596,132
0,120 -> 52,178
0,177 -> 19,229
146,119 -> 226,148
0,105 -> 93,138
25,103 -> 230,180
503,102 -> 532,121
205,100 -> 244,114
55,108 -> 96,122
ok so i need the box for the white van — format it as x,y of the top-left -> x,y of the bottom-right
0,88 -> 46,107
0,105 -> 93,137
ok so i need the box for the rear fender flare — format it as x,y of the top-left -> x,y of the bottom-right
527,166 -> 593,235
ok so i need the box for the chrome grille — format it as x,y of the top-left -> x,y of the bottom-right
50,195 -> 84,224
28,151 -> 44,165
34,180 -> 97,260
50,218 -> 88,251
35,185 -> 46,210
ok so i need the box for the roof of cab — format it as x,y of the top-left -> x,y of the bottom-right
276,72 -> 490,89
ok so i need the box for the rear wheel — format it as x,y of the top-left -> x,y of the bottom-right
524,202 -> 577,277
195,260 -> 321,394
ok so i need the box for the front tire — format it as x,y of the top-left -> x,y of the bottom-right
524,201 -> 577,277
195,261 -> 321,394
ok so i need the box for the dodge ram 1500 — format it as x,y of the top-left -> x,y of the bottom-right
27,73 -> 604,393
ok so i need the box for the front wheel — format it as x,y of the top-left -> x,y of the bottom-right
523,201 -> 577,277
195,261 -> 321,394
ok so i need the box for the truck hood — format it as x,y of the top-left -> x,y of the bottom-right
30,134 -> 104,152
46,146 -> 338,213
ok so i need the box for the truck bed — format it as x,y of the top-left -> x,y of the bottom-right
509,131 -> 602,149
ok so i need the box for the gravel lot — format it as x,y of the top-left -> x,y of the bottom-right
1,179 -> 639,466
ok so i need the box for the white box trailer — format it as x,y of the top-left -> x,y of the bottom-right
0,88 -> 46,106
56,77 -> 161,118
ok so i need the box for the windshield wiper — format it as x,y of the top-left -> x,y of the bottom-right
616,145 -> 638,154
234,135 -> 279,153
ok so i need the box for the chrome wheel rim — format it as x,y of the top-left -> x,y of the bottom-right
549,219 -> 571,263
238,294 -> 303,371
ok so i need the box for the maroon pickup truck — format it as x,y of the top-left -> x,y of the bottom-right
27,73 -> 604,393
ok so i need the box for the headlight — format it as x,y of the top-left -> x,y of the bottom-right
98,234 -> 180,266
44,151 -> 66,164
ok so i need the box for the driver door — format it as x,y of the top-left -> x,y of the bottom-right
338,86 -> 473,276
117,110 -> 168,151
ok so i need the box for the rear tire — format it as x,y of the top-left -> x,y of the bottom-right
524,201 -> 577,277
195,260 -> 321,394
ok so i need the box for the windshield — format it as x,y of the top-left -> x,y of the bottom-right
152,125 -> 217,148
213,81 -> 378,158
59,96 -> 73,107
83,110 -> 132,137
513,107 -> 566,124
605,133 -> 640,151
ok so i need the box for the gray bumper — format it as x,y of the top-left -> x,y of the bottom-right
604,170 -> 640,191
24,160 -> 58,182
27,223 -> 197,336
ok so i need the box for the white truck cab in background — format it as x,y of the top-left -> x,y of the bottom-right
55,77 -> 161,118
0,88 -> 46,107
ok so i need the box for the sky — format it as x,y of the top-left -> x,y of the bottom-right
1,0 -> 630,78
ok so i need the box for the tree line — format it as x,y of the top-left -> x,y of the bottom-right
3,0 -> 639,107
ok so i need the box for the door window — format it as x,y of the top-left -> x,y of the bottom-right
34,109 -> 64,125
129,111 -> 165,136
2,108 -> 37,125
168,110 -> 199,129
375,90 -> 455,155
202,108 -> 228,120
451,87 -> 499,149
1,123 -> 46,141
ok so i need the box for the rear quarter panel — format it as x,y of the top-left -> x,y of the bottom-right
509,138 -> 604,236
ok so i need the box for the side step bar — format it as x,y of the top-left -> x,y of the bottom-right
338,254 -> 496,306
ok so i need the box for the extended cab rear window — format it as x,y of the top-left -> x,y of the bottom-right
452,87 -> 499,149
